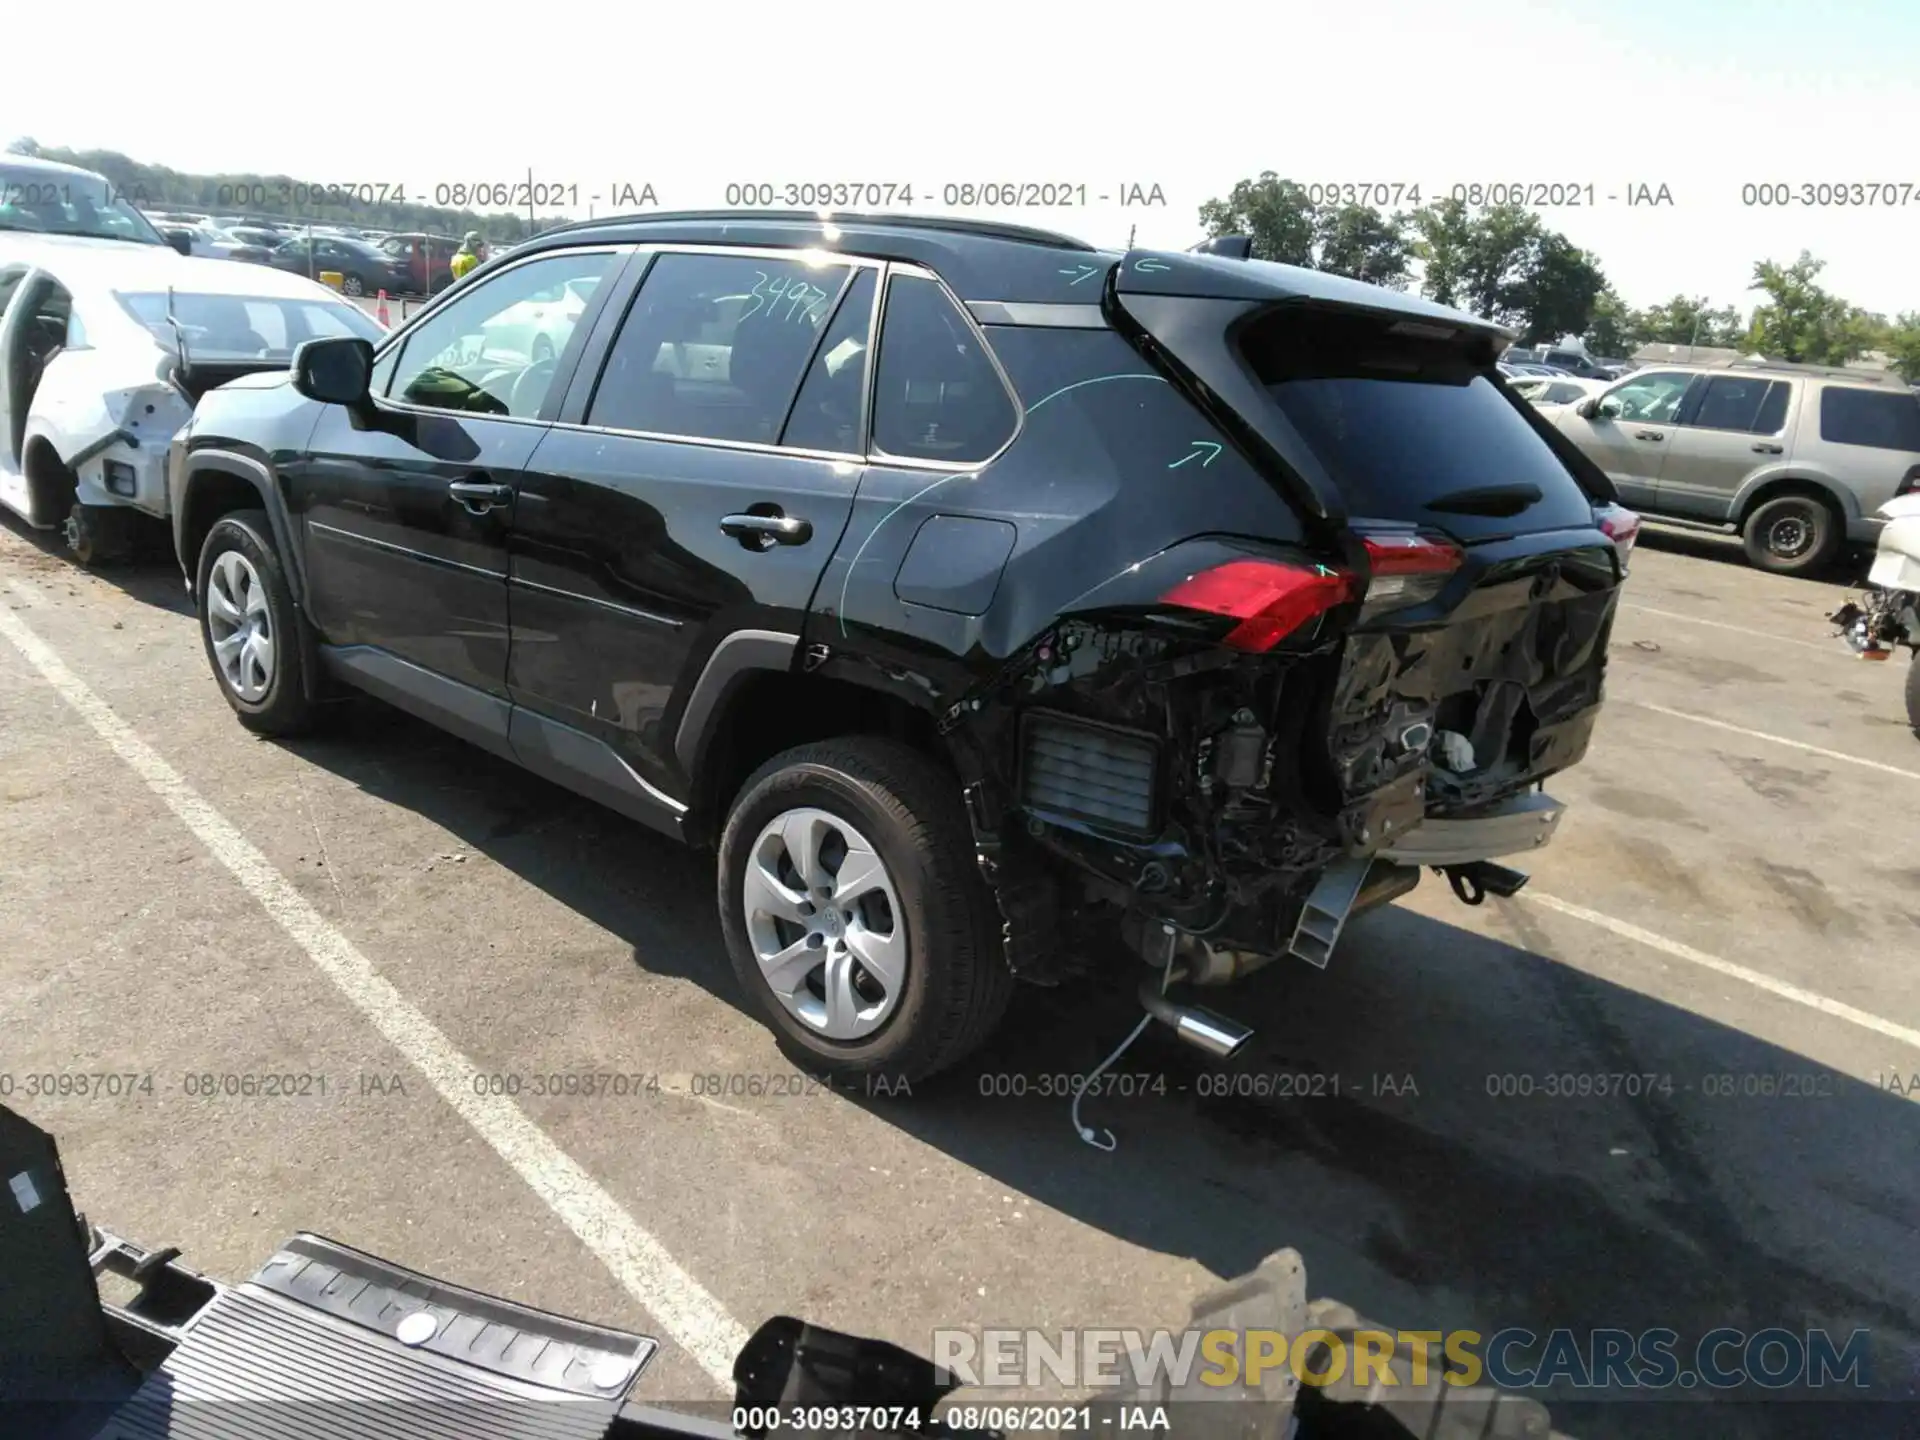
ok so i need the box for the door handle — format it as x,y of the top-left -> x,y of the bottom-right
448,478 -> 513,515
1751,441 -> 1784,454
1633,430 -> 1665,441
721,512 -> 813,550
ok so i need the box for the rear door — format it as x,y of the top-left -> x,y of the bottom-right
1656,373 -> 1790,518
289,245 -> 626,749
508,246 -> 879,805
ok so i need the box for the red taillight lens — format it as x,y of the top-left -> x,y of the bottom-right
1356,532 -> 1464,618
1160,559 -> 1354,651
1596,502 -> 1641,568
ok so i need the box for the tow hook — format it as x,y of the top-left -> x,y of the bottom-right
1442,860 -> 1531,906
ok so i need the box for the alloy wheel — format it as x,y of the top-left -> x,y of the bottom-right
206,550 -> 275,702
741,807 -> 906,1040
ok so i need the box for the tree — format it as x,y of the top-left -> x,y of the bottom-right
1629,295 -> 1747,350
1198,174 -> 1413,287
1584,287 -> 1634,358
5,137 -> 40,156
1747,251 -> 1875,365
1519,231 -> 1607,345
1199,174 -> 1316,266
1409,197 -> 1476,308
1882,314 -> 1920,383
1311,204 -> 1413,289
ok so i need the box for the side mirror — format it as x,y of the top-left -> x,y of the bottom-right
292,336 -> 374,407
165,231 -> 194,257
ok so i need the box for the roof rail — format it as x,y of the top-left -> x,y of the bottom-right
1725,357 -> 1895,382
533,209 -> 1098,252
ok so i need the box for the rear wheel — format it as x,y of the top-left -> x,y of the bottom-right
196,510 -> 316,737
341,273 -> 366,297
1742,492 -> 1840,576
1906,654 -> 1920,737
717,738 -> 1013,1084
62,503 -> 135,567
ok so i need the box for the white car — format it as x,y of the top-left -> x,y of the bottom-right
0,237 -> 384,564
1508,375 -> 1609,411
476,274 -> 603,363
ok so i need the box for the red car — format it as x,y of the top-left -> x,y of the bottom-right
377,232 -> 462,296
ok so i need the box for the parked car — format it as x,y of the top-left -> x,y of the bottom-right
170,214 -> 1636,1081
266,232 -> 408,297
477,273 -> 605,362
379,232 -> 463,296
157,221 -> 275,265
1,156 -> 186,253
1509,375 -> 1609,411
1551,360 -> 1920,574
0,240 -> 384,563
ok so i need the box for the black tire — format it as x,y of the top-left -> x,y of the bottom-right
62,503 -> 135,567
1742,491 -> 1841,576
195,510 -> 316,737
717,738 -> 1014,1085
341,273 -> 366,297
1906,655 -> 1920,738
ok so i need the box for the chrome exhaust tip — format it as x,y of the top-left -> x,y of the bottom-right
1139,973 -> 1255,1059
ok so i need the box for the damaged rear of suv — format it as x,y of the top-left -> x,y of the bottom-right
174,213 -> 1633,1085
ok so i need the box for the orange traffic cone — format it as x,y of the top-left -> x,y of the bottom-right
375,289 -> 391,327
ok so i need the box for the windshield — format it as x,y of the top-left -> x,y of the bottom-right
0,164 -> 168,245
116,290 -> 384,362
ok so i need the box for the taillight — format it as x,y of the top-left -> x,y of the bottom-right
1357,533 -> 1464,619
1595,502 -> 1641,569
1896,466 -> 1920,498
1160,558 -> 1354,652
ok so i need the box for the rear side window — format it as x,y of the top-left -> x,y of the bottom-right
1819,386 -> 1920,452
871,274 -> 1017,463
589,251 -> 850,445
1243,307 -> 1596,536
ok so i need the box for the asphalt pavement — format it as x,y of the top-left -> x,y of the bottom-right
1,516 -> 1917,1439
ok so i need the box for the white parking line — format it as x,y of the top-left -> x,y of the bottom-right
1620,602 -> 1838,654
0,581 -> 748,1389
1624,699 -> 1920,782
1524,891 -> 1920,1060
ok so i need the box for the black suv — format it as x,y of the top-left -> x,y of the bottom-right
171,211 -> 1638,1081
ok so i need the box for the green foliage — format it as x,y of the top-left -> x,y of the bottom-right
1200,173 -> 1413,289
1882,314 -> 1920,383
1746,251 -> 1877,365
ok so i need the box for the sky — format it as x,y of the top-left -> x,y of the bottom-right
8,0 -> 1920,318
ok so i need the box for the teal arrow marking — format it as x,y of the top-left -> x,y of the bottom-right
1168,440 -> 1222,470
1134,257 -> 1172,273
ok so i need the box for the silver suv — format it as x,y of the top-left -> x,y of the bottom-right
1551,360 -> 1920,575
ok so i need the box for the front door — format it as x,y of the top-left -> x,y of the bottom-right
1555,368 -> 1699,509
287,246 -> 628,749
508,249 -> 880,805
1657,374 -> 1791,519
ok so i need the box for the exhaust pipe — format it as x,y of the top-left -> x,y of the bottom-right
1139,970 -> 1254,1059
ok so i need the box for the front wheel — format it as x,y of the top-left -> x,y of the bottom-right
341,274 -> 366,297
1742,492 -> 1840,576
717,738 -> 1013,1084
196,510 -> 316,737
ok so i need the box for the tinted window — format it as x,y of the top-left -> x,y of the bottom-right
117,292 -> 383,360
1752,381 -> 1788,434
871,274 -> 1017,463
1603,370 -> 1693,423
1688,375 -> 1777,432
1546,382 -> 1585,404
1245,307 -> 1595,534
588,252 -> 848,444
387,250 -> 617,418
781,268 -> 876,453
1819,386 -> 1920,452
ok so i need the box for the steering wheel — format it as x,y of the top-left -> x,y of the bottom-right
509,357 -> 555,417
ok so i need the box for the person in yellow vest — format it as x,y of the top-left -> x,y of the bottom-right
449,232 -> 487,283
